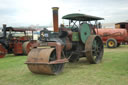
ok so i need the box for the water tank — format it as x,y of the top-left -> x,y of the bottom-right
95,28 -> 127,37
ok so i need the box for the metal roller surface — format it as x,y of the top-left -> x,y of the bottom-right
22,41 -> 30,55
85,35 -> 104,64
25,48 -> 64,75
23,41 -> 36,55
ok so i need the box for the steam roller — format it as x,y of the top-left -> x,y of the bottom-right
25,7 -> 104,75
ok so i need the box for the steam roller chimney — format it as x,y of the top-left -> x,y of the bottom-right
3,24 -> 7,38
52,7 -> 59,32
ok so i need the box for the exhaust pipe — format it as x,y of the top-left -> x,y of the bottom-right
52,7 -> 59,32
3,24 -> 7,38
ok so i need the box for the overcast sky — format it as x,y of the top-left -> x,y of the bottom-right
0,0 -> 128,27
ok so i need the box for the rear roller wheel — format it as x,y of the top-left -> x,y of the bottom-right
85,35 -> 104,64
26,48 -> 64,75
0,44 -> 7,58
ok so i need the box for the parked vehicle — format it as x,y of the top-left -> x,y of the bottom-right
95,22 -> 128,48
25,7 -> 104,75
0,25 -> 37,58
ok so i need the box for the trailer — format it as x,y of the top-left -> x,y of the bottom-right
95,22 -> 128,48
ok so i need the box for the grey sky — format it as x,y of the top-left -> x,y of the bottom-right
0,0 -> 128,27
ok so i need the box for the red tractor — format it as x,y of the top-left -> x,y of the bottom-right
0,24 -> 37,58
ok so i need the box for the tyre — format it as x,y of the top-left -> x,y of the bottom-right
106,38 -> 117,48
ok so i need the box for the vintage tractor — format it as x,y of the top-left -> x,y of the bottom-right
25,7 -> 104,75
0,24 -> 36,58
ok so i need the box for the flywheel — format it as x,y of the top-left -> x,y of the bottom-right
85,35 -> 104,64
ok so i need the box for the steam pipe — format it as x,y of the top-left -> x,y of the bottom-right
52,7 -> 59,32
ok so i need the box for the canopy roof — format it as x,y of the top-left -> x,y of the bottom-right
62,13 -> 104,21
5,27 -> 36,32
115,22 -> 128,25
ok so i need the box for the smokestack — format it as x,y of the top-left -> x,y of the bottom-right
3,24 -> 7,38
52,7 -> 59,32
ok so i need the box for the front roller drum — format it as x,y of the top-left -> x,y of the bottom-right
22,41 -> 37,55
25,48 -> 65,75
85,35 -> 104,64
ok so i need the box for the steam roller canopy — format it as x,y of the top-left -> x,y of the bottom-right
25,48 -> 64,75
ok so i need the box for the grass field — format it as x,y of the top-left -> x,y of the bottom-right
0,45 -> 128,85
